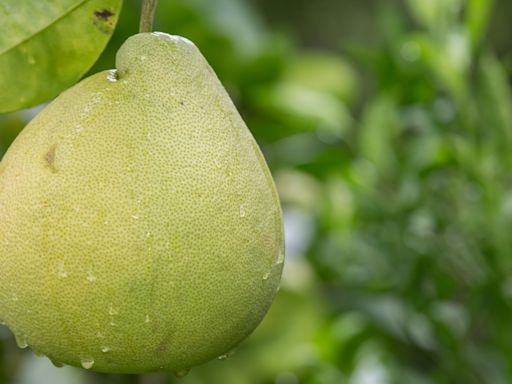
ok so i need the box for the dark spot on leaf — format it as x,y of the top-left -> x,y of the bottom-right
44,146 -> 58,173
179,101 -> 184,106
94,9 -> 114,20
93,9 -> 116,35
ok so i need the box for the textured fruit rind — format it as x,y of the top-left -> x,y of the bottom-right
0,32 -> 284,373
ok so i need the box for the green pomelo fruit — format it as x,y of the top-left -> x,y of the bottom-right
0,32 -> 284,374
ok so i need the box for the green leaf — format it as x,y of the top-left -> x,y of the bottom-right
358,96 -> 400,172
465,0 -> 494,47
407,0 -> 464,33
0,0 -> 122,113
283,53 -> 358,104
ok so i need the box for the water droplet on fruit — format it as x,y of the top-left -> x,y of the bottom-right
174,369 -> 190,378
239,204 -> 246,218
80,356 -> 95,369
15,334 -> 28,349
50,358 -> 64,368
86,268 -> 96,282
108,303 -> 118,316
217,354 -> 228,360
262,272 -> 270,281
106,70 -> 118,82
56,261 -> 68,278
276,251 -> 284,265
101,346 -> 110,353
92,92 -> 102,104
144,315 -> 151,323
131,214 -> 139,219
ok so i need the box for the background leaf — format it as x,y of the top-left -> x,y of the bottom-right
0,0 -> 122,113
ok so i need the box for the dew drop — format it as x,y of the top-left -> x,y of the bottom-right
56,261 -> 68,278
239,204 -> 246,218
217,354 -> 228,360
80,356 -> 95,369
50,358 -> 64,368
101,346 -> 111,353
276,251 -> 285,265
86,268 -> 96,282
144,314 -> 151,323
108,303 -> 118,316
92,93 -> 102,103
106,69 -> 118,82
15,334 -> 28,349
262,272 -> 270,281
174,369 -> 190,378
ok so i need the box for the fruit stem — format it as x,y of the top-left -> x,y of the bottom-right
139,0 -> 158,33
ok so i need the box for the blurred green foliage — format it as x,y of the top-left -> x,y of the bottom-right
1,0 -> 512,383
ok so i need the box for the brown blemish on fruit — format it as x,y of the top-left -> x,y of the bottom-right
155,328 -> 173,354
44,146 -> 57,173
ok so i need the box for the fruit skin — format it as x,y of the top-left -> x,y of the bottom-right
0,33 -> 284,373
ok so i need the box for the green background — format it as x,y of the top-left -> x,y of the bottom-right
2,0 -> 512,383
